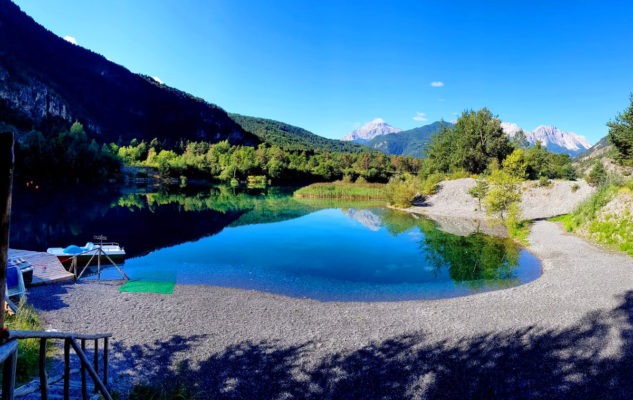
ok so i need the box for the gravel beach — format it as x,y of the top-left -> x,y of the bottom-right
27,220 -> 633,399
406,178 -> 595,221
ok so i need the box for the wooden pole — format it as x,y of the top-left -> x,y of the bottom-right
80,339 -> 87,400
103,337 -> 108,386
93,339 -> 98,393
0,131 -> 14,331
39,338 -> 48,400
63,338 -> 70,400
1,340 -> 17,400
69,339 -> 113,400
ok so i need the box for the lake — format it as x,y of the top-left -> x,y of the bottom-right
11,184 -> 541,301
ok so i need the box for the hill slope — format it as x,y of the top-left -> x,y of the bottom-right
0,0 -> 257,146
364,121 -> 451,157
229,114 -> 368,152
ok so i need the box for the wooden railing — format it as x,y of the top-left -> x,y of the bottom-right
1,330 -> 113,400
0,339 -> 18,400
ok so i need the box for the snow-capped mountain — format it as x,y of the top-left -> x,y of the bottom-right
501,123 -> 591,156
342,118 -> 401,144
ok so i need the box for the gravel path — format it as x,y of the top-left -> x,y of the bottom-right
27,220 -> 633,399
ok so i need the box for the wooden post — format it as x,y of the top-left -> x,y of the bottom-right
97,248 -> 101,280
63,338 -> 70,400
1,340 -> 17,400
0,132 -> 14,330
103,337 -> 108,386
93,339 -> 98,393
39,338 -> 48,400
69,339 -> 113,400
81,339 -> 87,400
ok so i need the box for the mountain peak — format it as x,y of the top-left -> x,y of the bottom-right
501,123 -> 592,156
342,119 -> 401,143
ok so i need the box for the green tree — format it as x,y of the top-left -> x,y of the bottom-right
607,94 -> 633,163
468,179 -> 489,211
453,109 -> 514,174
501,149 -> 528,180
512,129 -> 530,149
484,165 -> 522,221
586,160 -> 607,186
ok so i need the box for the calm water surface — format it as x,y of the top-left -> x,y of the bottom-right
12,185 -> 541,301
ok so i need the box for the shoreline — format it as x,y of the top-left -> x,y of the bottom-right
26,218 -> 633,398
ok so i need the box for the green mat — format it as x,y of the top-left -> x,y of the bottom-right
118,280 -> 175,294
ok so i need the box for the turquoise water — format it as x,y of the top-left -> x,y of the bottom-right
12,185 -> 541,302
97,205 -> 541,302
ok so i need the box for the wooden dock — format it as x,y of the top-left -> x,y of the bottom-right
8,248 -> 75,286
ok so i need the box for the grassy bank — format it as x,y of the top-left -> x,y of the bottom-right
4,301 -> 53,384
294,181 -> 386,200
550,179 -> 633,256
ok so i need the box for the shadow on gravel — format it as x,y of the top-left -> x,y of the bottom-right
27,282 -> 75,311
119,291 -> 633,399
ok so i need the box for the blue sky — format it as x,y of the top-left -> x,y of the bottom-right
13,0 -> 633,143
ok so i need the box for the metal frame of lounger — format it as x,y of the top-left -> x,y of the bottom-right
6,266 -> 26,300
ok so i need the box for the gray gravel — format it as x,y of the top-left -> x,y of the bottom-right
28,221 -> 633,399
408,178 -> 595,220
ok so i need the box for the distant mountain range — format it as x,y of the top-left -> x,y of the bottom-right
342,119 -> 401,143
501,123 -> 592,156
342,118 -> 592,158
0,0 -> 257,146
364,121 -> 451,158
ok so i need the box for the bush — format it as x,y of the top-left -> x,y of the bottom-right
571,183 -> 580,193
484,168 -> 522,221
587,161 -> 608,186
355,176 -> 367,184
538,176 -> 551,187
419,173 -> 445,195
5,301 -> 52,384
385,174 -> 419,208
468,179 -> 489,210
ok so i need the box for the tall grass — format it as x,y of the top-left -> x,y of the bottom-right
294,181 -> 386,200
551,175 -> 633,256
4,300 -> 52,384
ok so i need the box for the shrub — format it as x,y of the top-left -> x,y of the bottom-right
484,168 -> 522,221
538,176 -> 551,187
385,174 -> 419,208
571,183 -> 580,193
420,173 -> 445,195
468,179 -> 489,210
355,176 -> 367,184
587,161 -> 607,186
5,301 -> 52,384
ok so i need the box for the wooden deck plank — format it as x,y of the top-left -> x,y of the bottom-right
8,248 -> 74,286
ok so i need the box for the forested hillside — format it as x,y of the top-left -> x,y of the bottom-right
0,0 -> 257,146
229,114 -> 368,153
365,121 -> 450,157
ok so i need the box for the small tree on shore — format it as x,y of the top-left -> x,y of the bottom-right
468,179 -> 489,211
607,94 -> 633,164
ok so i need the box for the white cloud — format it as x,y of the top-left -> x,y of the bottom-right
413,112 -> 427,122
152,76 -> 163,84
63,35 -> 77,45
430,81 -> 444,87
